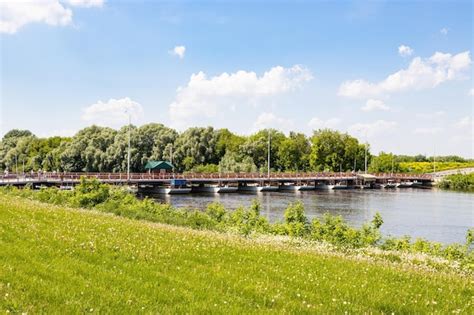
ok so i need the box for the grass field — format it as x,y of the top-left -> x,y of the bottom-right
1,194 -> 472,313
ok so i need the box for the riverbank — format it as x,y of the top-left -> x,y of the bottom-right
439,173 -> 474,192
1,194 -> 472,313
2,180 -> 473,272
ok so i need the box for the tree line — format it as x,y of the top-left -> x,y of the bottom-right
0,125 -> 469,174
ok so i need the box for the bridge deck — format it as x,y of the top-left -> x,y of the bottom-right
0,172 -> 433,186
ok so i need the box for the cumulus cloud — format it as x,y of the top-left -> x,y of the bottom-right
0,0 -> 103,34
398,45 -> 413,57
338,51 -> 471,99
252,112 -> 294,132
170,45 -> 186,59
66,0 -> 104,7
82,97 -> 144,127
169,65 -> 313,127
361,99 -> 390,112
348,120 -> 397,137
440,27 -> 449,35
307,117 -> 341,130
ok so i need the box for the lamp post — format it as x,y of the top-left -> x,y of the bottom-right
267,131 -> 271,178
125,111 -> 131,182
364,141 -> 368,174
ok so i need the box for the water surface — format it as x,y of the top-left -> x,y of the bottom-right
147,189 -> 473,244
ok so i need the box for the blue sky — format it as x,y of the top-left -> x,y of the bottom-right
1,0 -> 473,156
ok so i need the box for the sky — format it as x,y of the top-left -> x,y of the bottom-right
0,0 -> 473,157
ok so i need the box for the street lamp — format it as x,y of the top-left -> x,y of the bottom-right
267,131 -> 271,178
124,110 -> 131,182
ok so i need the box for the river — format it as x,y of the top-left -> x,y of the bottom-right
147,188 -> 473,244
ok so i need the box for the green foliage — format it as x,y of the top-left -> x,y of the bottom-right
277,132 -> 311,171
310,129 -> 368,172
71,177 -> 111,208
2,125 -> 472,174
283,201 -> 308,237
218,151 -> 257,173
205,202 -> 227,222
2,195 -> 472,313
191,164 -> 219,173
399,162 -> 474,174
371,212 -> 383,229
439,173 -> 474,192
229,200 -> 270,236
310,213 -> 382,248
173,127 -> 220,171
1,181 -> 473,270
369,152 -> 401,173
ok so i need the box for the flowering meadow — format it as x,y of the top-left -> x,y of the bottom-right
0,180 -> 473,313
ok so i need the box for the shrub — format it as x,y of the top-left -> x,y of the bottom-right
205,202 -> 227,222
284,201 -> 309,237
229,201 -> 270,236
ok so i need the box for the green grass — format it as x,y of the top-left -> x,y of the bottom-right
0,195 -> 472,314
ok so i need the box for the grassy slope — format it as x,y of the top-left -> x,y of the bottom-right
0,195 -> 472,314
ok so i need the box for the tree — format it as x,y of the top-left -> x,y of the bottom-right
105,123 -> 178,172
240,129 -> 286,172
369,152 -> 401,173
173,127 -> 220,171
61,125 -> 116,172
309,129 -> 369,172
218,151 -> 257,173
215,128 -> 246,157
277,132 -> 311,171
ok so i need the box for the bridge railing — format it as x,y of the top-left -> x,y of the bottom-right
0,171 -> 433,183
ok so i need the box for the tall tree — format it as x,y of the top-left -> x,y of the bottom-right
173,127 -> 220,171
61,126 -> 116,172
310,129 -> 369,172
277,132 -> 311,171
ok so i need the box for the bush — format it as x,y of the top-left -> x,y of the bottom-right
71,177 -> 110,208
229,200 -> 270,236
284,201 -> 308,237
205,202 -> 227,222
439,173 -> 474,192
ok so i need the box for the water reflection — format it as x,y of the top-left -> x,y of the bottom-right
144,188 -> 474,244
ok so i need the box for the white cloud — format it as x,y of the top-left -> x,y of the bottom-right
82,97 -> 144,127
170,45 -> 186,59
469,88 -> 474,96
0,1 -> 72,34
308,117 -> 341,130
413,127 -> 443,135
398,45 -> 413,57
252,112 -> 294,132
66,0 -> 104,7
0,0 -> 103,34
338,51 -> 471,99
169,65 -> 313,127
455,116 -> 472,129
440,27 -> 449,35
361,99 -> 390,112
348,120 -> 397,138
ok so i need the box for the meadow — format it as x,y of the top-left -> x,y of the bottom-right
399,161 -> 474,174
1,193 -> 473,313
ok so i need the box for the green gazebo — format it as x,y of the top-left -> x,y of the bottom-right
144,161 -> 174,173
